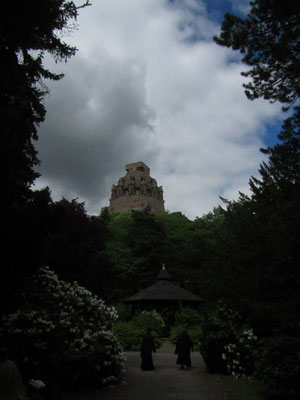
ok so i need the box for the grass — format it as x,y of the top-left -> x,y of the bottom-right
216,375 -> 267,400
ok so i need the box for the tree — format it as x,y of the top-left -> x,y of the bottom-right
187,208 -> 237,301
1,0 -> 90,315
249,108 -> 300,329
1,0 -> 90,207
42,198 -> 108,285
220,106 -> 300,336
102,212 -> 138,302
250,106 -> 300,194
155,212 -> 192,284
214,1 -> 300,334
214,0 -> 300,109
126,207 -> 167,289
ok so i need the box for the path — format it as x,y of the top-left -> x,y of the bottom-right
65,339 -> 224,400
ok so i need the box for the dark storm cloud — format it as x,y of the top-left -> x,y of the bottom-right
35,54 -> 158,213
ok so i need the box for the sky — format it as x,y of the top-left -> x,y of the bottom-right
34,0 -> 284,220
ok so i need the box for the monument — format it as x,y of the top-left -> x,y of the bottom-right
108,161 -> 165,213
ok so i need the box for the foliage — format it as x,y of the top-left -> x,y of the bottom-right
223,328 -> 258,378
103,209 -> 196,302
174,307 -> 203,327
126,208 -> 168,288
221,107 -> 300,338
0,267 -> 125,389
1,0 -> 90,316
112,322 -> 144,351
214,0 -> 300,108
114,302 -> 133,322
1,0 -> 91,193
254,336 -> 300,399
219,375 -> 266,400
0,187 -> 54,316
169,326 -> 202,351
1,0 -> 90,210
200,301 -> 257,376
42,198 -> 111,299
155,212 -> 193,284
181,208 -> 235,302
113,310 -> 163,351
133,310 -> 165,333
102,212 -> 139,301
213,68 -> 300,397
170,307 -> 203,350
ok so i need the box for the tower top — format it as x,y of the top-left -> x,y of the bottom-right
125,161 -> 150,175
106,161 -> 165,214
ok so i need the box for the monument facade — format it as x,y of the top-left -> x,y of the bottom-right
108,161 -> 165,213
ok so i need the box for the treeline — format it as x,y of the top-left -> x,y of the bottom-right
1,117 -> 299,396
1,111 -> 299,398
2,104 -> 299,339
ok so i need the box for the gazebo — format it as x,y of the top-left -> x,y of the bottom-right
125,265 -> 203,311
124,266 -> 204,335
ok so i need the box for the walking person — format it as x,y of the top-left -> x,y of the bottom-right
175,330 -> 193,370
140,328 -> 156,371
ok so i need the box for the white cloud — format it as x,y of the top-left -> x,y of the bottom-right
229,0 -> 251,15
35,0 -> 282,219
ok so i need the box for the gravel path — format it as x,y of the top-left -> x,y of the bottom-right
65,340 -> 224,400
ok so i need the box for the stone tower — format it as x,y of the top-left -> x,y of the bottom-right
108,161 -> 165,213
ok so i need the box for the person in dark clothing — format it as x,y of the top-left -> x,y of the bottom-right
175,330 -> 193,370
140,328 -> 156,371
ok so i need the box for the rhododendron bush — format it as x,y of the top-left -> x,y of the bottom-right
200,301 -> 257,377
0,266 -> 125,388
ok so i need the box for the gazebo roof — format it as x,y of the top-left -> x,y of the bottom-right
124,266 -> 204,303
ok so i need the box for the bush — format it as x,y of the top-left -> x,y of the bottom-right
255,336 -> 300,399
133,310 -> 165,333
114,302 -> 132,322
169,325 -> 202,350
0,267 -> 125,389
113,322 -> 144,351
174,307 -> 203,327
223,328 -> 257,378
113,310 -> 163,351
199,301 -> 257,376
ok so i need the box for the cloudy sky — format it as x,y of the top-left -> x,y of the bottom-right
34,0 -> 283,220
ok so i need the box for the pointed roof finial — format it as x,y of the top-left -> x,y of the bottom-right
157,265 -> 170,280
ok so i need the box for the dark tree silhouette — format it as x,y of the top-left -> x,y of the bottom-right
214,0 -> 300,109
1,0 -> 90,315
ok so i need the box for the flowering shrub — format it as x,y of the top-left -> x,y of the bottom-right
200,301 -> 242,373
0,266 -> 125,389
200,301 -> 257,376
222,327 -> 257,378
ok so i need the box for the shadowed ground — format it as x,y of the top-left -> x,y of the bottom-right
65,339 -> 224,400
